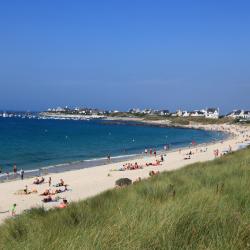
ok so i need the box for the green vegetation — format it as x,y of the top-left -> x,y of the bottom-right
107,112 -> 235,125
1,148 -> 250,250
166,116 -> 234,125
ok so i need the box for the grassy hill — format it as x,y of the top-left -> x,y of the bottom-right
0,148 -> 250,250
107,112 -> 235,125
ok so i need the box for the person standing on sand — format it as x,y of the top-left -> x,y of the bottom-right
48,177 -> 51,186
154,150 -> 157,157
11,204 -> 17,216
13,164 -> 17,176
144,148 -> 148,154
20,168 -> 24,180
107,154 -> 111,162
161,155 -> 164,162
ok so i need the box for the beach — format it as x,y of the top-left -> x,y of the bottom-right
0,123 -> 249,224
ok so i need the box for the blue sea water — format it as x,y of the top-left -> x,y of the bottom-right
0,117 -> 226,173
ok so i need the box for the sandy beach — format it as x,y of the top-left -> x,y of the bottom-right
0,123 -> 249,224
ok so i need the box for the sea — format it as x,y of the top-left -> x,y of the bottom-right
0,117 -> 226,179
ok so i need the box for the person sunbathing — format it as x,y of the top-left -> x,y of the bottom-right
58,199 -> 68,209
146,160 -> 161,167
184,155 -> 191,160
54,179 -> 65,187
33,178 -> 39,184
149,170 -> 159,176
33,177 -> 45,185
42,195 -> 52,202
134,162 -> 143,169
51,185 -> 68,195
153,160 -> 161,166
42,195 -> 59,203
15,188 -> 37,195
40,189 -> 51,196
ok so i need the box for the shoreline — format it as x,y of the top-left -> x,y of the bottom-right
0,123 -> 249,224
0,120 -> 228,183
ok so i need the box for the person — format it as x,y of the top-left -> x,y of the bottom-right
59,179 -> 64,186
164,145 -> 167,151
144,148 -> 148,154
161,155 -> 164,162
58,199 -> 68,209
20,169 -> 24,180
11,204 -> 17,216
24,185 -> 28,194
48,177 -> 51,186
53,185 -> 68,194
13,164 -> 17,175
40,189 -> 50,196
33,177 -> 39,184
107,154 -> 111,161
42,195 -> 52,203
0,166 -> 2,174
33,177 -> 45,185
149,170 -> 159,176
154,150 -> 157,157
40,177 -> 45,184
54,179 -> 65,187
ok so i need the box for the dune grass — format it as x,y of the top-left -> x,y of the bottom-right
1,148 -> 250,250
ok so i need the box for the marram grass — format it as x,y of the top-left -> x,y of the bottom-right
0,147 -> 250,250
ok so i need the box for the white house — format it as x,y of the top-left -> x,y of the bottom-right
182,111 -> 190,117
55,107 -> 65,112
243,111 -> 250,120
128,108 -> 141,114
174,110 -> 190,117
227,110 -> 244,118
205,108 -> 219,119
159,110 -> 170,116
190,110 -> 206,117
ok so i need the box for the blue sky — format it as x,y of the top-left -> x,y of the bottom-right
0,0 -> 249,113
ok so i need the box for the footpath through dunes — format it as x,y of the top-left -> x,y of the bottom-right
0,147 -> 250,249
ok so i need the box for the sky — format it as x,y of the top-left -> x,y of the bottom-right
0,0 -> 249,113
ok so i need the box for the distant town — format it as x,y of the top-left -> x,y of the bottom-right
1,107 -> 249,122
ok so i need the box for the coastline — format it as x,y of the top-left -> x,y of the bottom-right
0,119 -> 228,182
0,122 -> 249,224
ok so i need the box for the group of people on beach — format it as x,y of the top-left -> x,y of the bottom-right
6,124 -> 250,219
11,176 -> 69,217
113,155 -> 164,172
0,164 -> 25,180
144,147 -> 168,156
